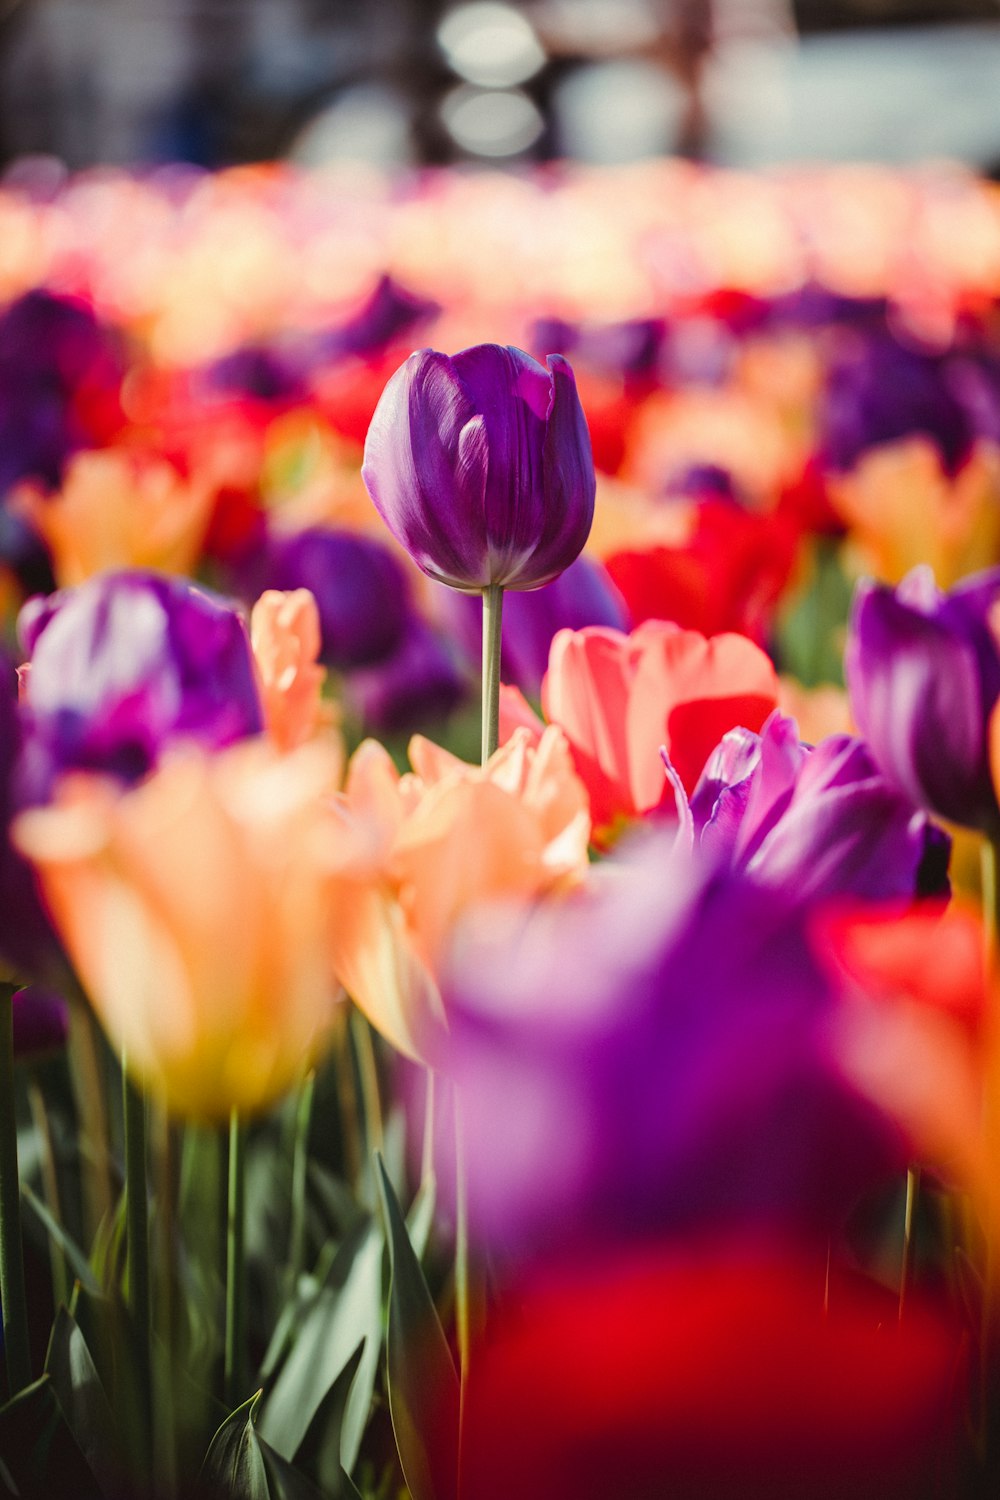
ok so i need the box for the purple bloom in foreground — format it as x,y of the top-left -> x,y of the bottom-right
362,344 -> 596,592
845,565 -> 1000,833
260,526 -> 411,671
432,832 -> 901,1258
18,570 -> 263,801
689,711 -> 950,902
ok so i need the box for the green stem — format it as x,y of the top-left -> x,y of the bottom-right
899,1165 -> 920,1322
224,1110 -> 247,1408
351,1008 -> 383,1160
27,1072 -> 67,1311
68,1004 -> 114,1245
0,983 -> 31,1394
288,1072 -> 314,1291
152,1108 -> 177,1495
481,583 -> 504,766
122,1056 -> 150,1401
421,1068 -> 436,1187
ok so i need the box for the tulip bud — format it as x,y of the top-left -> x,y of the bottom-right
362,344 -> 596,593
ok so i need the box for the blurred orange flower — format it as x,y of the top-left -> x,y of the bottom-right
829,437 -> 1000,588
328,727 -> 591,1062
14,738 -> 347,1118
250,588 -> 338,755
12,448 -> 216,586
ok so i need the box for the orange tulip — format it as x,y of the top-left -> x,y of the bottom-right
12,448 -> 216,586
250,588 -> 337,755
539,621 -> 779,835
328,727 -> 591,1062
14,738 -> 348,1118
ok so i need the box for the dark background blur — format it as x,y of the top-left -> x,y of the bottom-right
0,0 -> 997,171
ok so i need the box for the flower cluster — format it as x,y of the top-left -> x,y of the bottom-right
0,159 -> 998,1500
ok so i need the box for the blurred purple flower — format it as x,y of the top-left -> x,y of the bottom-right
0,655 -> 68,982
530,316 -> 666,383
12,986 -> 68,1058
17,570 -> 263,802
845,565 -> 1000,833
347,617 -> 469,735
0,289 -> 123,495
202,343 -> 306,403
819,329 -> 987,475
259,526 -> 411,671
432,831 -> 902,1257
442,554 -> 629,697
689,711 -> 950,902
362,344 -> 596,592
322,274 -> 440,361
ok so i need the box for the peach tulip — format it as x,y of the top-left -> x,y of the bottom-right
12,448 -> 216,587
250,588 -> 337,754
539,621 -> 780,835
14,738 -> 348,1118
328,726 -> 591,1063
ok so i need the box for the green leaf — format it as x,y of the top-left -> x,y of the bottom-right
376,1156 -> 458,1500
259,1222 -> 383,1471
21,1182 -> 100,1297
292,1342 -> 364,1497
203,1392 -> 327,1500
406,1174 -> 437,1264
44,1307 -> 122,1496
338,1469 -> 364,1500
202,1393 -> 269,1500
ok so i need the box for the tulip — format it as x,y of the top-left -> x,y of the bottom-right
14,738 -> 347,1118
362,344 -> 595,593
250,588 -> 333,753
346,617 -> 468,736
431,829 -> 901,1253
539,620 -> 780,834
328,726 -> 590,1062
844,565 -> 1000,832
257,525 -> 411,670
691,712 -> 950,904
17,570 -> 264,802
454,1244 -> 962,1500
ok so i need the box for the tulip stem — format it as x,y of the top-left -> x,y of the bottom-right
27,1073 -> 67,1312
224,1109 -> 247,1408
899,1164 -> 920,1322
0,982 -> 31,1395
122,1054 -> 151,1439
288,1071 -> 314,1291
481,583 -> 504,765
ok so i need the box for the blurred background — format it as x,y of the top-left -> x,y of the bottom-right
0,0 -> 998,174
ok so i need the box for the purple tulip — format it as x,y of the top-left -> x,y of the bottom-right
0,288 -> 123,494
321,273 -> 440,361
689,712 -> 950,902
17,570 -> 264,801
11,986 -> 68,1058
0,656 -> 69,983
202,342 -> 306,403
362,344 -> 596,593
819,328 -> 979,475
530,316 -> 666,382
441,554 -> 630,697
346,617 -> 469,735
431,831 -> 901,1257
844,565 -> 1000,832
259,526 -> 411,671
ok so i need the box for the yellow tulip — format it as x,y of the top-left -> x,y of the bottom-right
14,737 -> 348,1118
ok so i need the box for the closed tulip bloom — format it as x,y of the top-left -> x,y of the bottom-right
362,345 -> 596,593
14,739 -> 347,1118
845,565 -> 1000,832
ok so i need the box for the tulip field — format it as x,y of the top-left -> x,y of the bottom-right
2,157 -> 1000,1497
